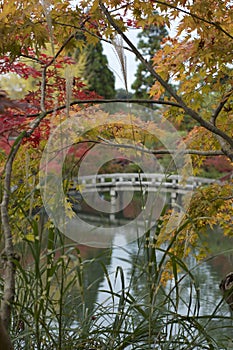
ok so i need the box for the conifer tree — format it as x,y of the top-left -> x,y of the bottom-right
131,24 -> 168,99
84,42 -> 116,98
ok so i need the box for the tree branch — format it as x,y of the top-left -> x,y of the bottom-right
52,21 -> 135,53
40,32 -> 77,112
45,33 -> 76,68
210,195 -> 233,202
97,136 -> 224,156
211,88 -> 233,125
0,109 -> 49,333
20,54 -> 44,64
0,317 -> 13,350
154,0 -> 233,40
99,1 -> 233,152
23,98 -> 182,118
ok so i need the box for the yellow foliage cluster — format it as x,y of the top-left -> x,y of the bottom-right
1,0 -> 233,261
157,181 -> 233,268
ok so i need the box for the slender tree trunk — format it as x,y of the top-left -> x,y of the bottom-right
0,316 -> 13,350
0,139 -> 22,348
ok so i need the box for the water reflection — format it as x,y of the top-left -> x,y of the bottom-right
75,227 -> 233,347
67,244 -> 112,319
80,233 -> 233,312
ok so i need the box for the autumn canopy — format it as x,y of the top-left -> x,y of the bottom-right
0,0 -> 233,345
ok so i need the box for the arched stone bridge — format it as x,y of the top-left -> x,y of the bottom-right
72,172 -> 217,195
69,173 -> 218,220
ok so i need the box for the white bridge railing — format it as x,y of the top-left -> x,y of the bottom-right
72,173 -> 217,194
69,173 -> 218,220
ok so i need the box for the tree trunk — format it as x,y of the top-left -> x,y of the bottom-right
0,316 -> 13,350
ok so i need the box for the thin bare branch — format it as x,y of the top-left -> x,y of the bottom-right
97,136 -> 224,156
20,54 -> 44,64
45,15 -> 91,67
45,33 -> 76,68
210,195 -> 233,202
53,21 -> 134,53
108,2 -> 132,14
211,88 -> 233,125
23,98 -> 182,118
40,32 -> 77,112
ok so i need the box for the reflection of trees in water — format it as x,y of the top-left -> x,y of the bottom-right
15,217 -> 113,332
78,191 -> 144,220
61,230 -> 233,342
52,229 -> 233,346
203,229 -> 233,279
66,246 -> 112,323
123,237 -> 233,344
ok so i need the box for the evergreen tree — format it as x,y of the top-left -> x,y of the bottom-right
115,88 -> 133,99
131,24 -> 168,99
84,42 -> 116,98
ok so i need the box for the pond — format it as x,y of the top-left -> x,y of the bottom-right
15,211 -> 233,349
67,222 -> 233,349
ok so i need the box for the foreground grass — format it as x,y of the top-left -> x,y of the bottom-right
1,219 -> 232,350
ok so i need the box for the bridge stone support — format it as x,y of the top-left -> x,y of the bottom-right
171,191 -> 178,207
110,188 -> 116,221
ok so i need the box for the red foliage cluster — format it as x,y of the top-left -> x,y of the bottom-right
0,56 -> 41,79
0,50 -> 101,151
203,156 -> 233,173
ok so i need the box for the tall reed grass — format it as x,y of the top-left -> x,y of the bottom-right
1,217 -> 232,349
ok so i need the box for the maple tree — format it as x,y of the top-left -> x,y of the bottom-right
0,0 -> 233,346
0,26 -> 102,340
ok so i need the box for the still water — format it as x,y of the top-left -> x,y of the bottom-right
72,223 -> 233,348
77,228 -> 232,307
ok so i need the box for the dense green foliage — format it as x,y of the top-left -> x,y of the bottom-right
131,24 -> 167,99
78,42 -> 116,98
